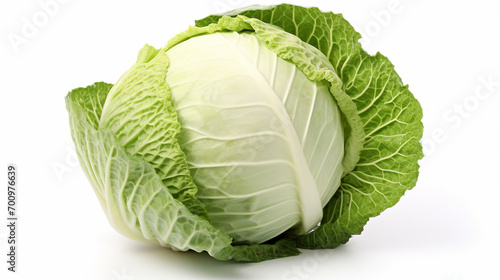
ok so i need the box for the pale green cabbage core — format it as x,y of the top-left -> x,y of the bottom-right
166,32 -> 344,243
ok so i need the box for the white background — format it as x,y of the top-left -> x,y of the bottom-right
1,0 -> 499,279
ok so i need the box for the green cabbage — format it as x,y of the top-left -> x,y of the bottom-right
66,4 -> 423,262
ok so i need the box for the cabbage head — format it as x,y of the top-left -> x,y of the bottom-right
66,4 -> 423,262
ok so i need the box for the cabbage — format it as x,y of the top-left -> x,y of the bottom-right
66,4 -> 423,262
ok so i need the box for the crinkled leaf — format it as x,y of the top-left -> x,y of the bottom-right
232,239 -> 300,262
66,82 -> 234,260
98,45 -> 208,219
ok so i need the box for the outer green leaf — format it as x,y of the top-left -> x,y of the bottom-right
299,52 -> 423,249
66,82 -> 234,260
232,239 -> 300,262
98,45 -> 208,218
67,82 -> 112,129
197,4 -> 423,249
